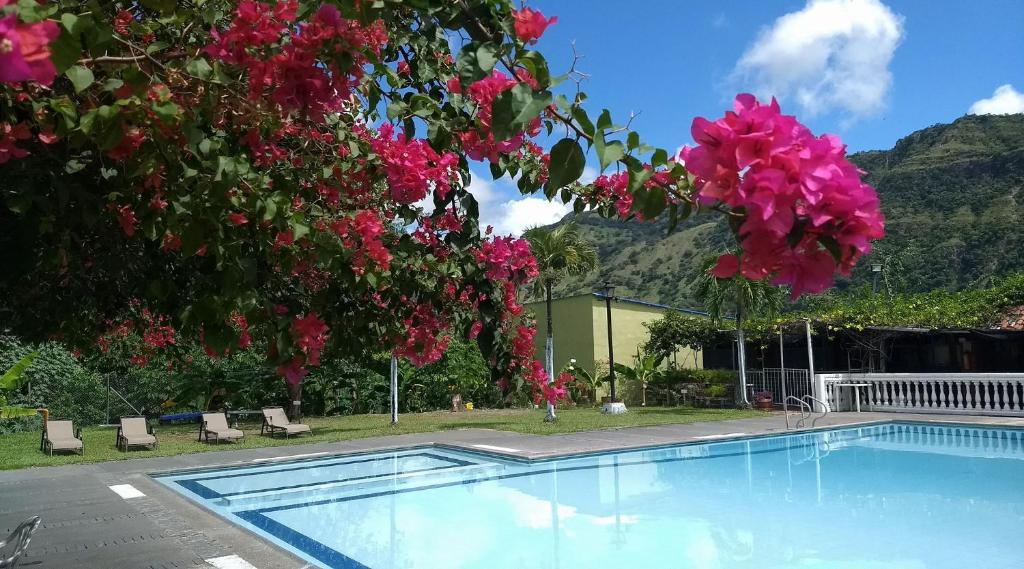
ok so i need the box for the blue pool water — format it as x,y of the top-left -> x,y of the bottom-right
155,423 -> 1024,569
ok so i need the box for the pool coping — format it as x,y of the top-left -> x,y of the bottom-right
144,415 -> 1024,478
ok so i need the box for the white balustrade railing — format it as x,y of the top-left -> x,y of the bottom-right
818,373 -> 1024,416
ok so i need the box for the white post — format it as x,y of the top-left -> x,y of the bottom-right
390,355 -> 399,425
546,336 -> 556,421
806,319 -> 827,412
780,329 -> 789,429
737,328 -> 750,405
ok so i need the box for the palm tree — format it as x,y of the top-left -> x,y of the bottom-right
523,222 -> 598,420
694,255 -> 783,405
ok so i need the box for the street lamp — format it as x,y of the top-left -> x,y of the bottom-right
870,262 -> 883,294
599,281 -> 627,414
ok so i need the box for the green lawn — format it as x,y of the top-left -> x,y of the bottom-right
0,406 -> 761,471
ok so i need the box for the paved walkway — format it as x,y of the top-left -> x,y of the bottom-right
2,411 -> 1022,568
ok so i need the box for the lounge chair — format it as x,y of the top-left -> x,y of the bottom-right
116,417 -> 157,451
261,407 -> 311,438
0,516 -> 40,568
199,412 -> 244,444
41,420 -> 83,456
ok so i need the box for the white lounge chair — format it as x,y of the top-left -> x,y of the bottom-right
199,412 -> 244,444
41,420 -> 83,456
261,407 -> 311,438
116,417 -> 157,451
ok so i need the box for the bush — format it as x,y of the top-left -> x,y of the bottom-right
303,339 -> 505,416
0,415 -> 41,435
400,339 -> 505,411
655,368 -> 737,386
706,385 -> 728,398
0,336 -> 106,428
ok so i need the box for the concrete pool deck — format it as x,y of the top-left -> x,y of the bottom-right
2,411 -> 1022,568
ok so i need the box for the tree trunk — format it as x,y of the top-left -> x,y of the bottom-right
288,381 -> 303,421
545,282 -> 556,421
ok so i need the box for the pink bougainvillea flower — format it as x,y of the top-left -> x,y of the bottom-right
511,7 -> 556,45
105,126 -> 146,160
0,15 -> 60,85
113,204 -> 138,236
684,94 -> 885,298
37,128 -> 59,144
709,254 -> 740,279
277,356 -> 309,386
227,212 -> 249,226
291,313 -> 328,365
0,122 -> 31,163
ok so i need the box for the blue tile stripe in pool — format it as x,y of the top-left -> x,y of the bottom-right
173,452 -> 473,500
236,509 -> 371,569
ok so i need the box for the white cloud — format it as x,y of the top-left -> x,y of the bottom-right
969,84 -> 1024,115
733,0 -> 904,121
417,171 -> 571,237
469,173 -> 571,236
489,196 -> 572,236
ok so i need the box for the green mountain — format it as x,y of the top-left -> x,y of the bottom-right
540,113 -> 1024,308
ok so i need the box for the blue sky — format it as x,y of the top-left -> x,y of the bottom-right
471,0 -> 1024,235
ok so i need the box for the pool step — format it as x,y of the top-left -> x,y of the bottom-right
218,462 -> 509,508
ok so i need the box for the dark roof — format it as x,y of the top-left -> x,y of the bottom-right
591,293 -> 712,317
526,291 -> 724,319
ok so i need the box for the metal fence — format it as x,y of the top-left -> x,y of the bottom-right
747,368 -> 812,404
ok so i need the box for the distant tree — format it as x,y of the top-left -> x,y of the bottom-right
523,223 -> 598,420
694,255 -> 784,404
643,311 -> 720,368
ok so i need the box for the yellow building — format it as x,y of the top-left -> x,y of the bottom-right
524,293 -> 707,379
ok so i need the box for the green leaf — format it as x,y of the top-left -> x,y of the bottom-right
651,148 -> 669,167
65,65 -> 94,93
545,138 -> 585,198
642,185 -> 667,219
596,109 -> 613,130
475,43 -> 499,73
48,31 -> 81,73
627,131 -> 640,151
185,58 -> 213,80
386,100 -> 407,121
291,216 -> 311,241
0,406 -> 39,419
491,84 -> 552,141
0,352 -> 38,391
571,107 -> 595,138
517,50 -> 551,88
59,13 -> 78,32
597,139 -> 625,172
456,43 -> 487,85
145,41 -> 170,55
151,101 -> 180,122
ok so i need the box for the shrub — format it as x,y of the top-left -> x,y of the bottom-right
655,368 -> 737,386
0,336 -> 106,427
706,385 -> 728,398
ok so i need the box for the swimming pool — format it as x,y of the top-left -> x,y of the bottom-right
156,423 -> 1024,569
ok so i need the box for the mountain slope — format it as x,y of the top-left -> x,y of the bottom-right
540,114 -> 1024,307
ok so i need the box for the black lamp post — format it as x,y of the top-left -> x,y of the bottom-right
871,262 -> 883,294
600,281 -> 618,404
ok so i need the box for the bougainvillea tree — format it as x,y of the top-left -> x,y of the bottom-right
0,0 -> 883,415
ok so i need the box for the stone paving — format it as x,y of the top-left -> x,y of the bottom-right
2,411 -> 1022,568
